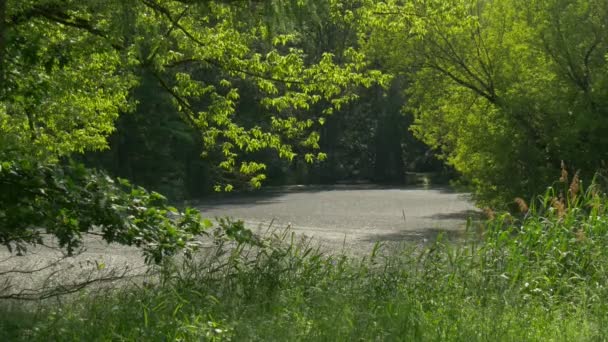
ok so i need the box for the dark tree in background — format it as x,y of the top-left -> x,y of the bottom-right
80,0 -> 444,198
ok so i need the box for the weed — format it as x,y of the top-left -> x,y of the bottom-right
3,178 -> 608,340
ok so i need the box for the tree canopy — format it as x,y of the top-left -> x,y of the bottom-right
0,0 -> 387,182
3,0 -> 608,257
360,0 -> 608,206
0,0 -> 387,256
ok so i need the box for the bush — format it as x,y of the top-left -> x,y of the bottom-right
0,159 -> 211,263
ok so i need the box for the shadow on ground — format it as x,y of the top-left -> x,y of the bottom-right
360,227 -> 471,244
425,209 -> 484,221
193,184 -> 470,210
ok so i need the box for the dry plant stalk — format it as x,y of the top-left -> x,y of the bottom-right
514,197 -> 529,213
560,160 -> 569,183
569,170 -> 580,198
575,228 -> 586,242
552,196 -> 566,218
483,207 -> 496,220
589,183 -> 599,198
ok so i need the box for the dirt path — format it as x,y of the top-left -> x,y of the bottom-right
197,185 -> 480,253
0,186 -> 479,298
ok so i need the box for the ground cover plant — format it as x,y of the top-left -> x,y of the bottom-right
2,174 -> 608,341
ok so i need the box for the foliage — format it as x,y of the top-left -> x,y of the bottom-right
4,177 -> 608,340
0,0 -> 388,255
0,158 -> 212,263
360,0 -> 608,206
255,1 -> 441,184
83,69 -> 212,200
1,0 -> 387,188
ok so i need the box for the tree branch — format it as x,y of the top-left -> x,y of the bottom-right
0,271 -> 134,301
429,25 -> 495,100
140,0 -> 307,85
149,70 -> 200,128
0,255 -> 69,276
426,61 -> 497,104
9,4 -> 124,50
0,0 -> 6,95
0,254 -> 151,301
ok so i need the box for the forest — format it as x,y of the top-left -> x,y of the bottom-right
2,0 -> 608,340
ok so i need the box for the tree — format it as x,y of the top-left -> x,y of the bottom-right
361,0 -> 608,206
2,0 -> 385,176
0,0 -> 386,255
260,0 -> 437,185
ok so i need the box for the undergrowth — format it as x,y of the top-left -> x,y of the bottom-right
2,175 -> 608,341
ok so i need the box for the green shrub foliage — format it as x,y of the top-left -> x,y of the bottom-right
0,159 -> 211,263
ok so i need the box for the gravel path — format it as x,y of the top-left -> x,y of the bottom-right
0,186 -> 479,297
197,185 -> 480,253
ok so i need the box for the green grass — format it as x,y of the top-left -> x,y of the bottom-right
3,180 -> 608,341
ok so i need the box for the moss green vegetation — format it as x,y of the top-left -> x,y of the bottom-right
3,178 -> 608,341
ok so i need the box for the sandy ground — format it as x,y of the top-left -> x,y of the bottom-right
0,185 -> 479,298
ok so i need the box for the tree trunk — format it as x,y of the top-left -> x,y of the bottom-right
0,0 -> 7,93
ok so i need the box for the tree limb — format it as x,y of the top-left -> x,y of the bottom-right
426,61 -> 497,104
9,3 -> 124,50
0,0 -> 6,87
139,0 -> 307,85
149,70 -> 200,129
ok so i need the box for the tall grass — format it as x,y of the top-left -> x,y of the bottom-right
3,177 -> 608,340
